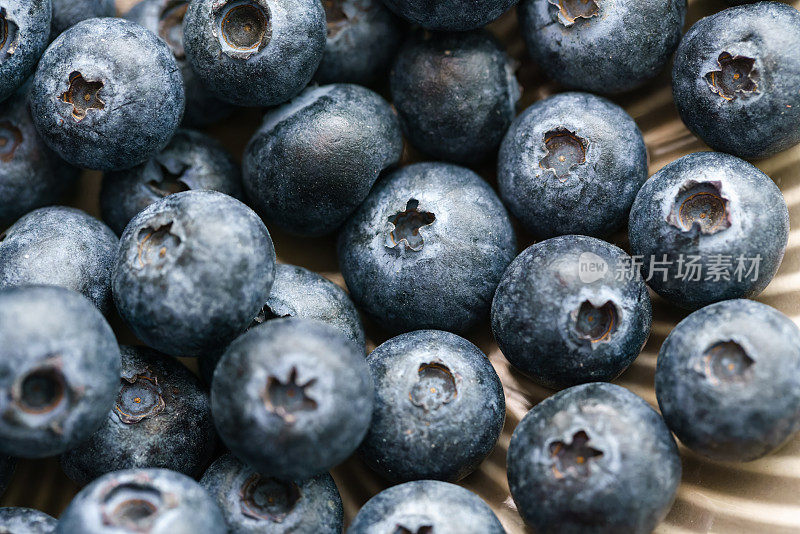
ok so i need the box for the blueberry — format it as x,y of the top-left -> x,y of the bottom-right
492,236 -> 652,389
0,507 -> 57,534
672,2 -> 800,159
0,0 -> 51,103
101,129 -> 243,235
112,190 -> 276,357
61,345 -> 217,486
125,0 -> 235,127
29,17 -> 184,171
507,383 -> 681,533
201,453 -> 344,533
0,206 -> 119,314
211,318 -> 373,481
51,0 -> 115,37
498,92 -> 648,239
315,0 -> 405,86
519,0 -> 686,93
629,151 -> 788,310
391,30 -> 520,165
338,162 -> 516,335
183,0 -> 326,107
380,0 -> 516,31
0,456 -> 15,497
0,286 -> 120,458
56,468 -> 227,534
358,330 -> 505,482
348,480 -> 505,534
243,83 -> 402,237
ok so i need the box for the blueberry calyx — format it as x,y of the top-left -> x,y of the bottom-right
395,525 -> 435,534
705,52 -> 759,101
213,0 -> 272,60
136,222 -> 182,269
158,1 -> 190,60
248,304 -> 291,330
60,71 -> 106,122
700,340 -> 755,385
145,158 -> 192,198
12,357 -> 69,419
323,0 -> 349,38
0,8 -> 19,59
549,429 -> 604,480
571,300 -> 618,345
409,362 -> 458,412
100,482 -> 166,530
386,199 -> 436,252
238,474 -> 301,522
261,367 -> 318,424
548,0 -> 599,28
0,120 -> 22,162
114,370 -> 166,425
539,128 -> 588,181
668,180 -> 731,236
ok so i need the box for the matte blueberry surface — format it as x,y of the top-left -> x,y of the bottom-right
56,468 -> 226,534
391,30 -> 519,165
629,151 -> 788,310
0,507 -> 57,533
112,190 -> 276,358
51,0 -> 115,37
656,299 -> 800,462
0,0 -> 51,103
492,235 -> 652,389
101,129 -> 243,235
498,92 -> 648,239
0,456 -> 15,497
243,83 -> 402,236
519,0 -> 686,93
184,0 -> 326,107
507,383 -> 681,534
380,0 -> 516,30
673,2 -> 800,159
211,318 -> 373,481
0,286 -> 120,458
338,162 -> 516,335
201,453 -> 344,533
348,480 -> 505,534
359,330 -> 505,482
0,206 -> 118,314
61,346 -> 216,486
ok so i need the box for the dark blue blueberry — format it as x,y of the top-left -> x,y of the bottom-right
0,0 -> 51,103
656,299 -> 800,462
0,456 -> 15,497
391,30 -> 520,165
125,0 -> 235,127
211,318 -> 373,481
380,0 -> 516,31
101,129 -> 243,235
113,190 -> 276,358
338,162 -> 517,335
507,383 -> 681,534
201,453 -> 344,533
519,0 -> 686,93
315,0 -> 404,86
672,2 -> 800,159
498,92 -> 648,239
61,345 -> 216,486
51,0 -> 115,37
492,236 -> 652,390
0,507 -> 57,534
0,286 -> 120,458
348,480 -> 505,533
0,206 -> 119,314
56,468 -> 226,534
183,0 -> 326,107
29,17 -> 184,171
358,330 -> 505,482
243,83 -> 402,237
629,151 -> 788,310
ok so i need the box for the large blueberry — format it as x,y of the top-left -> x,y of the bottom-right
338,162 -> 517,335
498,92 -> 648,239
629,152 -> 788,310
380,0 -> 516,31
113,190 -> 276,357
243,83 -> 402,237
507,383 -> 681,533
0,0 -> 51,103
51,0 -> 115,37
29,18 -> 184,171
0,507 -> 57,533
0,456 -> 14,497
0,286 -> 120,458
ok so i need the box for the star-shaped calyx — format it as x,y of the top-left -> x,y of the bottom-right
387,199 -> 436,252
705,52 -> 759,101
60,71 -> 105,122
549,430 -> 604,479
262,367 -> 318,424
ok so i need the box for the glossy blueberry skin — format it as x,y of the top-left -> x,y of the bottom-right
348,480 -> 505,534
673,3 -> 800,160
201,453 -> 344,533
184,0 -> 326,107
0,206 -> 119,314
0,456 -> 15,497
629,152 -> 788,310
101,129 -> 243,235
51,0 -> 115,36
0,286 -> 120,458
243,84 -> 402,237
212,318 -> 374,481
0,0 -> 51,103
391,30 -> 519,165
498,92 -> 648,239
380,0 -> 516,31
113,190 -> 276,358
507,383 -> 681,534
656,300 -> 800,462
338,162 -> 516,335
0,507 -> 57,534
30,18 -> 184,171
61,346 -> 216,486
56,468 -> 226,534
359,330 -> 505,483
519,0 -> 686,94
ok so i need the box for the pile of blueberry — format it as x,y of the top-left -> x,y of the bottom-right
1,0 -> 800,532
